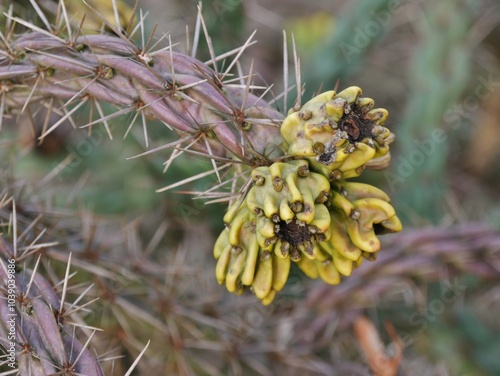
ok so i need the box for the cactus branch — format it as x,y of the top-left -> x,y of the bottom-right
0,5 -> 285,169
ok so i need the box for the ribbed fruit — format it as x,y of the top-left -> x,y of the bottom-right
215,158 -> 402,304
214,204 -> 292,305
280,87 -> 394,180
246,160 -> 332,262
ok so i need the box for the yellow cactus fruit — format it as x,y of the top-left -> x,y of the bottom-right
214,206 -> 259,290
246,160 -> 332,262
215,165 -> 402,304
319,180 -> 402,278
331,181 -> 391,202
344,198 -> 402,253
214,203 -> 292,305
280,87 -> 394,180
329,181 -> 402,254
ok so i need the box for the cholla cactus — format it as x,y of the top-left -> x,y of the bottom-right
0,237 -> 104,375
0,0 -> 400,308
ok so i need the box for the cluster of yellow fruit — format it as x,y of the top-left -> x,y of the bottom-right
214,87 -> 402,304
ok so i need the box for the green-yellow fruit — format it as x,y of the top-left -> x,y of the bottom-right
241,236 -> 260,285
272,255 -> 291,291
215,165 -> 402,304
317,259 -> 341,284
215,244 -> 231,285
261,289 -> 277,306
247,160 -> 332,261
332,181 -> 391,202
225,248 -> 247,292
252,252 -> 273,299
343,197 -> 402,253
324,210 -> 362,261
215,204 -> 259,288
331,249 -> 355,277
330,190 -> 355,216
296,257 -> 319,279
280,87 -> 394,179
214,227 -> 230,259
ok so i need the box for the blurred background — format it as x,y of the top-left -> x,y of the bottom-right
1,0 -> 500,374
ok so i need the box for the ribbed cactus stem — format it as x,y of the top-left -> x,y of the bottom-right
0,30 -> 284,162
0,237 -> 104,375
